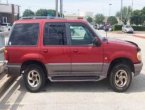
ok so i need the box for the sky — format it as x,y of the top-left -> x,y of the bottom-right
1,0 -> 145,16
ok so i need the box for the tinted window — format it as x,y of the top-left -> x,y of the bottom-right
43,23 -> 67,45
70,24 -> 93,45
9,23 -> 39,46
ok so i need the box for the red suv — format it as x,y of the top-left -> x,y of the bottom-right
5,17 -> 143,92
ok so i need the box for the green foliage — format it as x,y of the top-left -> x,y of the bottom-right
35,9 -> 62,17
23,9 -> 35,17
141,7 -> 145,16
94,14 -> 105,24
130,16 -> 142,25
131,8 -> 145,25
116,6 -> 132,24
107,16 -> 118,25
113,25 -> 122,31
47,9 -> 57,17
132,26 -> 145,31
113,25 -> 145,31
35,9 -> 48,16
86,16 -> 93,23
132,10 -> 141,16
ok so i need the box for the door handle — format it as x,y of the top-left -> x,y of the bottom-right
73,50 -> 79,53
42,49 -> 48,53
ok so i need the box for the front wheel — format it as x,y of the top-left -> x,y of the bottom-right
23,64 -> 46,92
109,63 -> 132,92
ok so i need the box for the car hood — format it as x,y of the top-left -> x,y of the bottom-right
106,38 -> 138,48
126,28 -> 133,30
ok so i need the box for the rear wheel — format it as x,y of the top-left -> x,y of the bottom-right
109,63 -> 132,92
23,64 -> 46,92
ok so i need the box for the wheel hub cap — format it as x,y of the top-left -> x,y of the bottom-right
115,70 -> 128,88
27,70 -> 40,88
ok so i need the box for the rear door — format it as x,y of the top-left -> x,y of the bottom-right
68,22 -> 103,76
7,23 -> 40,64
41,22 -> 71,76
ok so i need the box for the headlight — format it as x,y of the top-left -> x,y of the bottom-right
137,51 -> 142,61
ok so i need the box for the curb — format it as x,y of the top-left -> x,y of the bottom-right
0,62 -> 5,74
0,61 -> 16,97
133,35 -> 145,39
0,73 -> 16,98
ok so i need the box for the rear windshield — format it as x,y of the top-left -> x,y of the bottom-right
8,23 -> 39,46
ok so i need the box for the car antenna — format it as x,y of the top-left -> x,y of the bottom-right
105,27 -> 109,44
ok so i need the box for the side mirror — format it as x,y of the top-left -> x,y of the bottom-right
92,38 -> 101,46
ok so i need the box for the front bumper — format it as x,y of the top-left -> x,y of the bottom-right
134,62 -> 143,76
126,30 -> 134,33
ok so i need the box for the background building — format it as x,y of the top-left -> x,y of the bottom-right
0,3 -> 20,24
79,11 -> 93,17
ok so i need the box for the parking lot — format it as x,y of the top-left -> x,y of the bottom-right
0,31 -> 145,110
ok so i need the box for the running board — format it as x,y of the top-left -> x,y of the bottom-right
50,76 -> 100,82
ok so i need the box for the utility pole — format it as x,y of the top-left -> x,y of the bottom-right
121,0 -> 123,23
55,0 -> 58,17
60,0 -> 63,17
132,0 -> 133,11
109,3 -> 112,17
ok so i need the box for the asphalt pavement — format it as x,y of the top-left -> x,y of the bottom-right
0,31 -> 145,110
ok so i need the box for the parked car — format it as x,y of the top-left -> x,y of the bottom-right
122,25 -> 134,33
0,23 -> 12,32
104,24 -> 112,32
5,17 -> 143,92
93,24 -> 98,29
98,24 -> 104,30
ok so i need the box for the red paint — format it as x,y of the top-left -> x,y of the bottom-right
6,19 -> 140,66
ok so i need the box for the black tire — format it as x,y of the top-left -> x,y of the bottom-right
23,64 -> 46,92
109,63 -> 132,92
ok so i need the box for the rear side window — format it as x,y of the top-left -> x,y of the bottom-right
8,23 -> 39,46
43,23 -> 67,45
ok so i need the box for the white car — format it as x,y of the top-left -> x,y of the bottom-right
122,25 -> 134,33
0,23 -> 12,32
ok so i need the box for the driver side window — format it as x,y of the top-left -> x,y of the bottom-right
70,24 -> 93,45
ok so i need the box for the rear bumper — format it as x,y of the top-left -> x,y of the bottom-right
134,62 -> 143,76
7,64 -> 21,76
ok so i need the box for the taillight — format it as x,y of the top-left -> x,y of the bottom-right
4,48 -> 8,61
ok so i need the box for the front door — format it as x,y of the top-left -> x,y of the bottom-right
68,23 -> 103,76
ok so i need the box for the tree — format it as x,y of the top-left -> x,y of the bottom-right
35,9 -> 48,16
35,9 -> 62,17
47,9 -> 57,17
141,7 -> 145,16
94,14 -> 105,24
133,10 -> 141,16
107,16 -> 118,25
86,16 -> 93,23
141,7 -> 145,24
116,6 -> 132,24
23,9 -> 35,17
130,10 -> 142,25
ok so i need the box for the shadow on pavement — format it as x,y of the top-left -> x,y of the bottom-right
0,72 -> 145,110
42,73 -> 145,93
0,77 -> 26,110
44,79 -> 111,93
127,73 -> 145,93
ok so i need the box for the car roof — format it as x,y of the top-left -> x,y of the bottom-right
14,19 -> 88,24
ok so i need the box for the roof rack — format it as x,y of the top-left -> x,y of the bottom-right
20,16 -> 64,20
